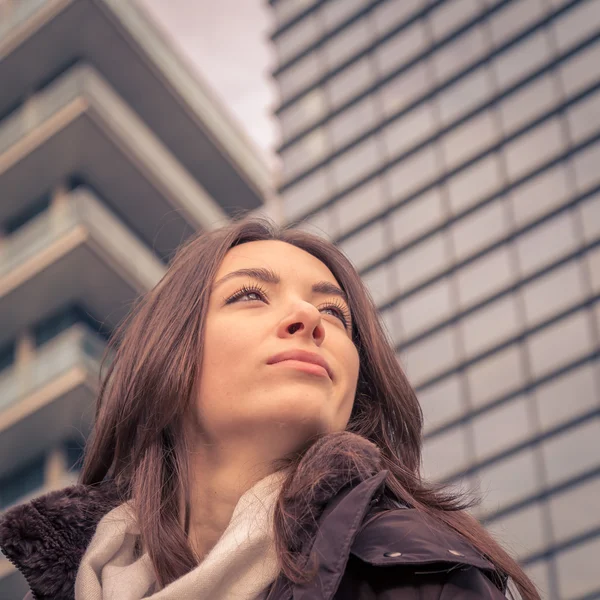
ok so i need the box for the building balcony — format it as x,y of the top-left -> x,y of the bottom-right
0,186 -> 166,347
0,0 -> 271,214
0,63 -> 230,259
0,322 -> 109,479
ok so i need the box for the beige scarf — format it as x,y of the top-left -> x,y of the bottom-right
75,471 -> 286,600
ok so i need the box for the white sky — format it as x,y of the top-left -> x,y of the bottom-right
137,0 -> 281,171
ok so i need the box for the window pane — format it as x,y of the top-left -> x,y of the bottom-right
383,102 -> 435,159
457,245 -> 514,306
387,146 -> 438,201
379,61 -> 430,118
552,0 -> 600,52
467,344 -> 526,408
362,262 -> 393,306
422,426 -> 470,481
282,169 -> 329,221
281,128 -> 329,180
338,219 -> 387,270
524,561 -> 552,600
419,374 -> 465,433
280,89 -> 327,141
489,0 -> 546,46
509,165 -> 570,227
443,111 -> 499,170
278,51 -> 321,101
402,326 -> 459,384
273,0 -> 317,26
451,199 -> 509,261
430,0 -> 482,40
559,39 -> 600,97
524,260 -> 586,327
447,154 -> 503,214
433,25 -> 488,82
527,311 -> 594,378
372,0 -> 422,36
393,232 -> 449,290
589,246 -> 600,293
573,139 -> 600,192
375,20 -> 427,75
329,96 -> 377,150
499,74 -> 560,135
298,206 -> 335,239
504,118 -> 564,182
542,419 -> 600,486
391,188 -> 445,248
399,277 -> 453,338
324,18 -> 372,70
516,210 -> 578,276
437,68 -> 493,126
567,87 -> 600,143
473,395 -> 533,460
332,136 -> 380,190
333,177 -> 386,235
275,13 -> 320,64
486,503 -> 546,558
550,476 -> 600,543
461,295 -> 521,358
476,449 -> 539,515
556,535 -> 600,599
494,31 -> 552,90
321,0 -> 366,31
327,57 -> 374,109
580,193 -> 600,243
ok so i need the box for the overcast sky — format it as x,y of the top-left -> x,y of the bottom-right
137,0 -> 280,170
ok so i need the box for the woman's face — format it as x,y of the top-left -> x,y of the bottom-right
194,240 -> 360,461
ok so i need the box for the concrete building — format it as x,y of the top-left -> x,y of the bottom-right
0,0 -> 271,595
270,0 -> 600,598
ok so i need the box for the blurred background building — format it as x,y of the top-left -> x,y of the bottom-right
1,0 -> 600,599
0,0 -> 272,595
270,0 -> 600,598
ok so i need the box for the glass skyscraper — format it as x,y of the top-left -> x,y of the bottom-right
270,1 -> 600,598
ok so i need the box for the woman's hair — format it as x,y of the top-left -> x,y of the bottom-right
80,216 -> 539,599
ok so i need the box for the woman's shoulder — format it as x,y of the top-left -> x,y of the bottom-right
0,480 -> 121,600
348,505 -> 508,597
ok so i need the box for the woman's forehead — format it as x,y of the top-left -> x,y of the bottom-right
217,240 -> 339,284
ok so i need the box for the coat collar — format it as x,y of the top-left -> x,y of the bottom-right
0,471 -> 503,600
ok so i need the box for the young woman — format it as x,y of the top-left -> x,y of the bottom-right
0,217 -> 540,600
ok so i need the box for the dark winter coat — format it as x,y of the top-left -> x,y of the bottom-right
0,470 -> 508,600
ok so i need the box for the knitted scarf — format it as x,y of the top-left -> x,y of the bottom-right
74,471 -> 286,600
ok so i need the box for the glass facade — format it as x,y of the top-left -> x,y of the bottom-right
271,0 -> 600,597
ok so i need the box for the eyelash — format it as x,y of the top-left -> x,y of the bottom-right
225,284 -> 352,329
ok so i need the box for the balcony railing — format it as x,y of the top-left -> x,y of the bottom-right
0,0 -> 48,40
0,323 -> 111,415
0,187 -> 165,289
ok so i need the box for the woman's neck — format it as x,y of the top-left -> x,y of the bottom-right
184,445 -> 277,560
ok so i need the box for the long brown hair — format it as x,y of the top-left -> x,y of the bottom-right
80,216 -> 539,599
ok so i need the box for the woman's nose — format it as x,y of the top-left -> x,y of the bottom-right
278,303 -> 325,345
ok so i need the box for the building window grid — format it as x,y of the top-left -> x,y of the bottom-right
369,176 -> 600,324
276,1 -> 600,592
481,7 -> 562,572
399,243 -> 600,385
281,35 -> 600,228
276,0 -> 588,157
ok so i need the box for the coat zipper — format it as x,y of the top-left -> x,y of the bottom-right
0,545 -> 39,600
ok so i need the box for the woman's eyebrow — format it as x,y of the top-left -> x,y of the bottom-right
213,267 -> 348,304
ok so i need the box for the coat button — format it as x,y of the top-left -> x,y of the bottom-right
448,550 -> 464,557
383,551 -> 402,557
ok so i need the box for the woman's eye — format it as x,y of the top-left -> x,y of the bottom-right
225,285 -> 268,304
321,305 -> 349,327
242,291 -> 263,302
